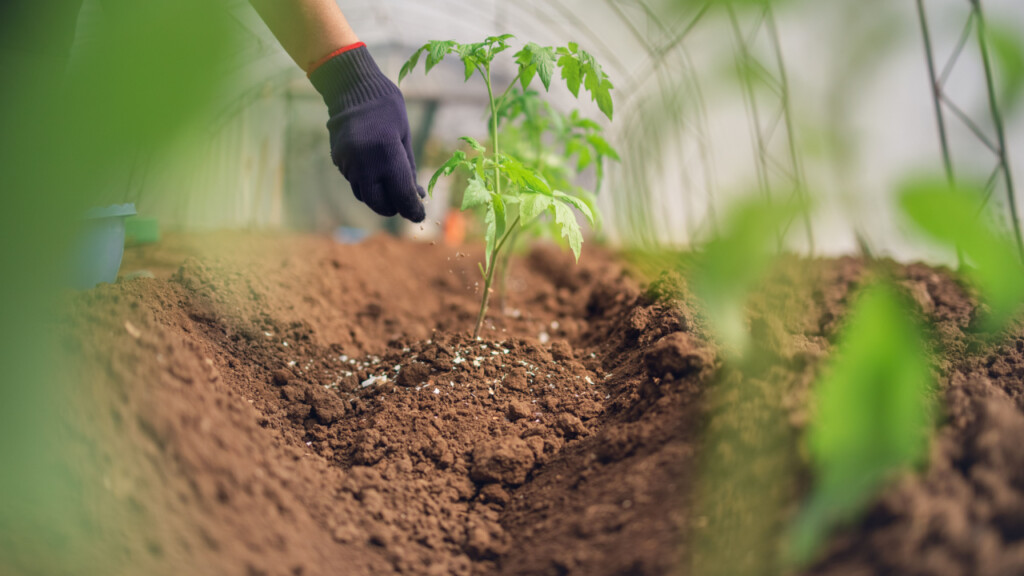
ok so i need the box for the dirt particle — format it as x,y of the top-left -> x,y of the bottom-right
644,332 -> 710,379
550,340 -> 574,362
271,369 -> 292,386
479,483 -> 511,506
555,413 -> 588,438
506,400 -> 533,422
395,361 -> 431,388
470,437 -> 536,486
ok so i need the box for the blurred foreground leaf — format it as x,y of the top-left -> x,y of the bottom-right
987,22 -> 1024,115
899,178 -> 1024,332
788,283 -> 934,565
690,197 -> 806,357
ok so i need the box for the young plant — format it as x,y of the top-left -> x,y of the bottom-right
493,88 -> 619,308
400,36 -> 615,337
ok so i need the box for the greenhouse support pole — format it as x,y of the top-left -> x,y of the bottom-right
972,0 -> 1024,261
914,0 -> 955,186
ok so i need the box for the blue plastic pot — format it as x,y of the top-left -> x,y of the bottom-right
70,203 -> 137,289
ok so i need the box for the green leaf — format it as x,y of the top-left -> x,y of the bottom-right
899,177 -> 1024,332
457,42 -> 484,81
586,134 -> 620,161
520,193 -> 553,223
519,63 -> 537,91
484,194 -> 507,269
460,136 -> 486,153
788,283 -> 934,565
554,191 -> 595,226
461,175 -> 491,210
500,155 -> 552,194
558,54 -> 582,97
516,43 -> 556,91
428,150 -> 466,196
552,200 -> 583,261
987,23 -> 1024,114
595,81 -> 614,120
486,33 -> 516,44
398,45 -> 428,84
567,138 -> 593,172
690,197 -> 808,356
426,40 -> 456,73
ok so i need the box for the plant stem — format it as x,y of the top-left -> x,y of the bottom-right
474,217 -> 521,339
474,62 -> 507,339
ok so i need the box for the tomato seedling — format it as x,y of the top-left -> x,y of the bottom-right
400,36 -> 615,337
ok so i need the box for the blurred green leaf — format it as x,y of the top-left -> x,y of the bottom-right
690,197 -> 806,356
899,178 -> 1024,332
788,283 -> 934,565
987,23 -> 1024,115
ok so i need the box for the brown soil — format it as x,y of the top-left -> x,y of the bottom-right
36,233 -> 1024,576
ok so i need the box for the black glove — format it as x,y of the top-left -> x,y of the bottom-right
309,44 -> 426,222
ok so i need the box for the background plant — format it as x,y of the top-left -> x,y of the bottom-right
400,35 -> 614,337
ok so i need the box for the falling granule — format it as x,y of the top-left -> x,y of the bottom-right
361,375 -> 385,388
539,331 -> 550,344
124,321 -> 142,339
282,341 -> 289,347
433,388 -> 440,395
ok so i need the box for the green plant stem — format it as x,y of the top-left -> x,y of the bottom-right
474,217 -> 521,338
474,62 -> 508,339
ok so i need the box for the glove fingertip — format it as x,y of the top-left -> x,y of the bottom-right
401,199 -> 426,223
416,185 -> 427,199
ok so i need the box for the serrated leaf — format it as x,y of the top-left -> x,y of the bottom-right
554,191 -> 595,226
460,136 -> 486,153
500,155 -> 552,194
520,193 -> 553,223
518,43 -> 556,91
428,150 -> 466,196
426,40 -> 455,73
462,175 -> 491,210
398,45 -> 427,84
552,201 -> 583,261
558,55 -> 582,97
456,43 -> 482,81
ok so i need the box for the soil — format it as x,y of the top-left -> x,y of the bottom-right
31,233 -> 1024,576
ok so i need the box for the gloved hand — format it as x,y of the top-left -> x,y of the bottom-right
309,44 -> 426,222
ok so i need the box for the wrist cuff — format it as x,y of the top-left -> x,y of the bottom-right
308,45 -> 398,110
307,42 -> 365,75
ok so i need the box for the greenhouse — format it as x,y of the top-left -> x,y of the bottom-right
2,0 -> 1024,574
